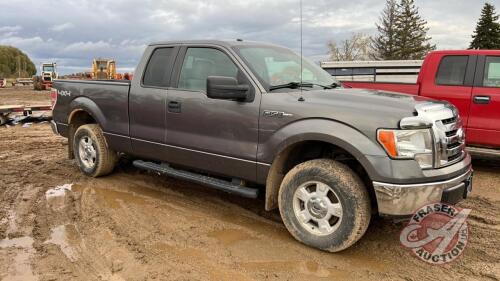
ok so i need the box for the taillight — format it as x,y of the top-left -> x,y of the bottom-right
50,88 -> 58,110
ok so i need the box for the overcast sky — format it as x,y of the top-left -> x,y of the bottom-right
0,0 -> 496,74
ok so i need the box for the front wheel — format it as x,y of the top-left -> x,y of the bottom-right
278,159 -> 371,252
73,124 -> 117,177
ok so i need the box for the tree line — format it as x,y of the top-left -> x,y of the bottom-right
328,1 -> 500,61
0,46 -> 36,78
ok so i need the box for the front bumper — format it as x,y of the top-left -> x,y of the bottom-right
373,167 -> 473,216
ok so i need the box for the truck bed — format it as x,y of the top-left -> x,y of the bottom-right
341,81 -> 419,95
52,79 -> 131,142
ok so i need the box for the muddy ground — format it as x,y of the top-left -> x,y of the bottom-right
0,87 -> 499,281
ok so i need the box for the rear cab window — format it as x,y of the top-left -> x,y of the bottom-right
435,56 -> 469,86
142,47 -> 176,88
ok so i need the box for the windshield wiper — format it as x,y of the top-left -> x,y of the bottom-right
330,82 -> 342,88
269,81 -> 342,91
269,82 -> 313,91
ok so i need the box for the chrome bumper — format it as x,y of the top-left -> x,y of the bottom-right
50,120 -> 59,135
373,167 -> 473,216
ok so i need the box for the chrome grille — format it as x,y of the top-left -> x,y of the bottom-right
414,102 -> 465,168
434,113 -> 465,168
436,116 -> 465,167
441,116 -> 457,125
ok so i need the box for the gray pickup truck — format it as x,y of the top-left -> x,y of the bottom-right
51,40 -> 472,252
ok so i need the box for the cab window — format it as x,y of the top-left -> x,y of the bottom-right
143,47 -> 175,88
483,56 -> 500,88
435,56 -> 468,86
178,48 -> 238,92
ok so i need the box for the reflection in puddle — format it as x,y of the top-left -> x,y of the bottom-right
93,187 -> 149,209
0,236 -> 37,281
156,242 -> 206,259
6,210 -> 18,234
45,224 -> 79,262
0,236 -> 34,248
45,183 -> 73,210
208,228 -> 256,246
240,260 -> 342,279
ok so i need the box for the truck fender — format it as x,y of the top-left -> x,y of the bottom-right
260,119 -> 387,211
66,97 -> 108,159
68,97 -> 107,129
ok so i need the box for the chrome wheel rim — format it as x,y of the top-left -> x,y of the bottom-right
78,136 -> 96,169
292,181 -> 343,236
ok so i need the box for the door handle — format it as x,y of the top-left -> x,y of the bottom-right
168,101 -> 181,113
473,95 -> 491,104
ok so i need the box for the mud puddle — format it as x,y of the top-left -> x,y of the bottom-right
45,183 -> 73,210
0,234 -> 37,281
44,224 -> 80,262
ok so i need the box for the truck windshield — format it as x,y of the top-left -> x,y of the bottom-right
233,45 -> 339,91
43,66 -> 54,72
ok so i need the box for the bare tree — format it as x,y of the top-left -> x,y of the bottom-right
327,33 -> 373,61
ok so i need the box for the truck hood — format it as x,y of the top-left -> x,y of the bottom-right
263,88 -> 437,138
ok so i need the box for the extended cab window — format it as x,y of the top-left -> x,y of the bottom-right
178,48 -> 238,92
435,56 -> 468,86
483,56 -> 500,88
143,47 -> 175,87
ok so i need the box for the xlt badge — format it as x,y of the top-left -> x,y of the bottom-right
263,110 -> 293,118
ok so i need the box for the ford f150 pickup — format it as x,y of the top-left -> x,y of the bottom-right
340,50 -> 500,155
51,40 -> 473,252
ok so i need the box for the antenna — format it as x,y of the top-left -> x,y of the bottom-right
299,0 -> 304,101
300,0 -> 303,86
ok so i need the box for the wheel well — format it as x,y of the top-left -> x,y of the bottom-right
265,141 -> 376,212
67,110 -> 97,159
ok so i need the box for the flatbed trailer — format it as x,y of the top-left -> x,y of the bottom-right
0,104 -> 52,125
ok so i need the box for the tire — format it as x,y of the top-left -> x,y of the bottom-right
73,124 -> 118,177
278,159 -> 371,252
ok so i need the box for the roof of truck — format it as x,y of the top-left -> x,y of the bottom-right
429,49 -> 500,55
149,39 -> 280,48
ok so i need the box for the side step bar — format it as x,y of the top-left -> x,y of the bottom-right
467,146 -> 500,160
132,160 -> 259,199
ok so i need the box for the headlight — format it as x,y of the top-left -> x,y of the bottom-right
377,129 -> 433,169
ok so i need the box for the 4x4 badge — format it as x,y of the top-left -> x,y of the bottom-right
263,110 -> 293,118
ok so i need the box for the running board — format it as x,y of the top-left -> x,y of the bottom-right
132,160 -> 259,199
467,146 -> 500,159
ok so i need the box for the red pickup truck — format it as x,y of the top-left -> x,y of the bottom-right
342,50 -> 500,153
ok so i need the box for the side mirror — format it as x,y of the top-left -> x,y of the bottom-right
207,76 -> 249,100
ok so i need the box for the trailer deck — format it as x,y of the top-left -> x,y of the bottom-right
0,104 -> 52,125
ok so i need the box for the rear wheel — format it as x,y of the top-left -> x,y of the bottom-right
73,124 -> 117,177
278,159 -> 371,252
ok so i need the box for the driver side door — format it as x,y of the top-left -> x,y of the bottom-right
164,46 -> 261,182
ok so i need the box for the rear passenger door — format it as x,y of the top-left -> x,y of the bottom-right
468,55 -> 500,147
129,46 -> 179,160
164,46 -> 261,182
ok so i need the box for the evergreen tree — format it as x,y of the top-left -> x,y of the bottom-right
393,0 -> 435,59
371,0 -> 399,60
469,3 -> 500,49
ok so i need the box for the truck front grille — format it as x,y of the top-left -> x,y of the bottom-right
435,116 -> 465,168
441,116 -> 457,125
414,102 -> 465,169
